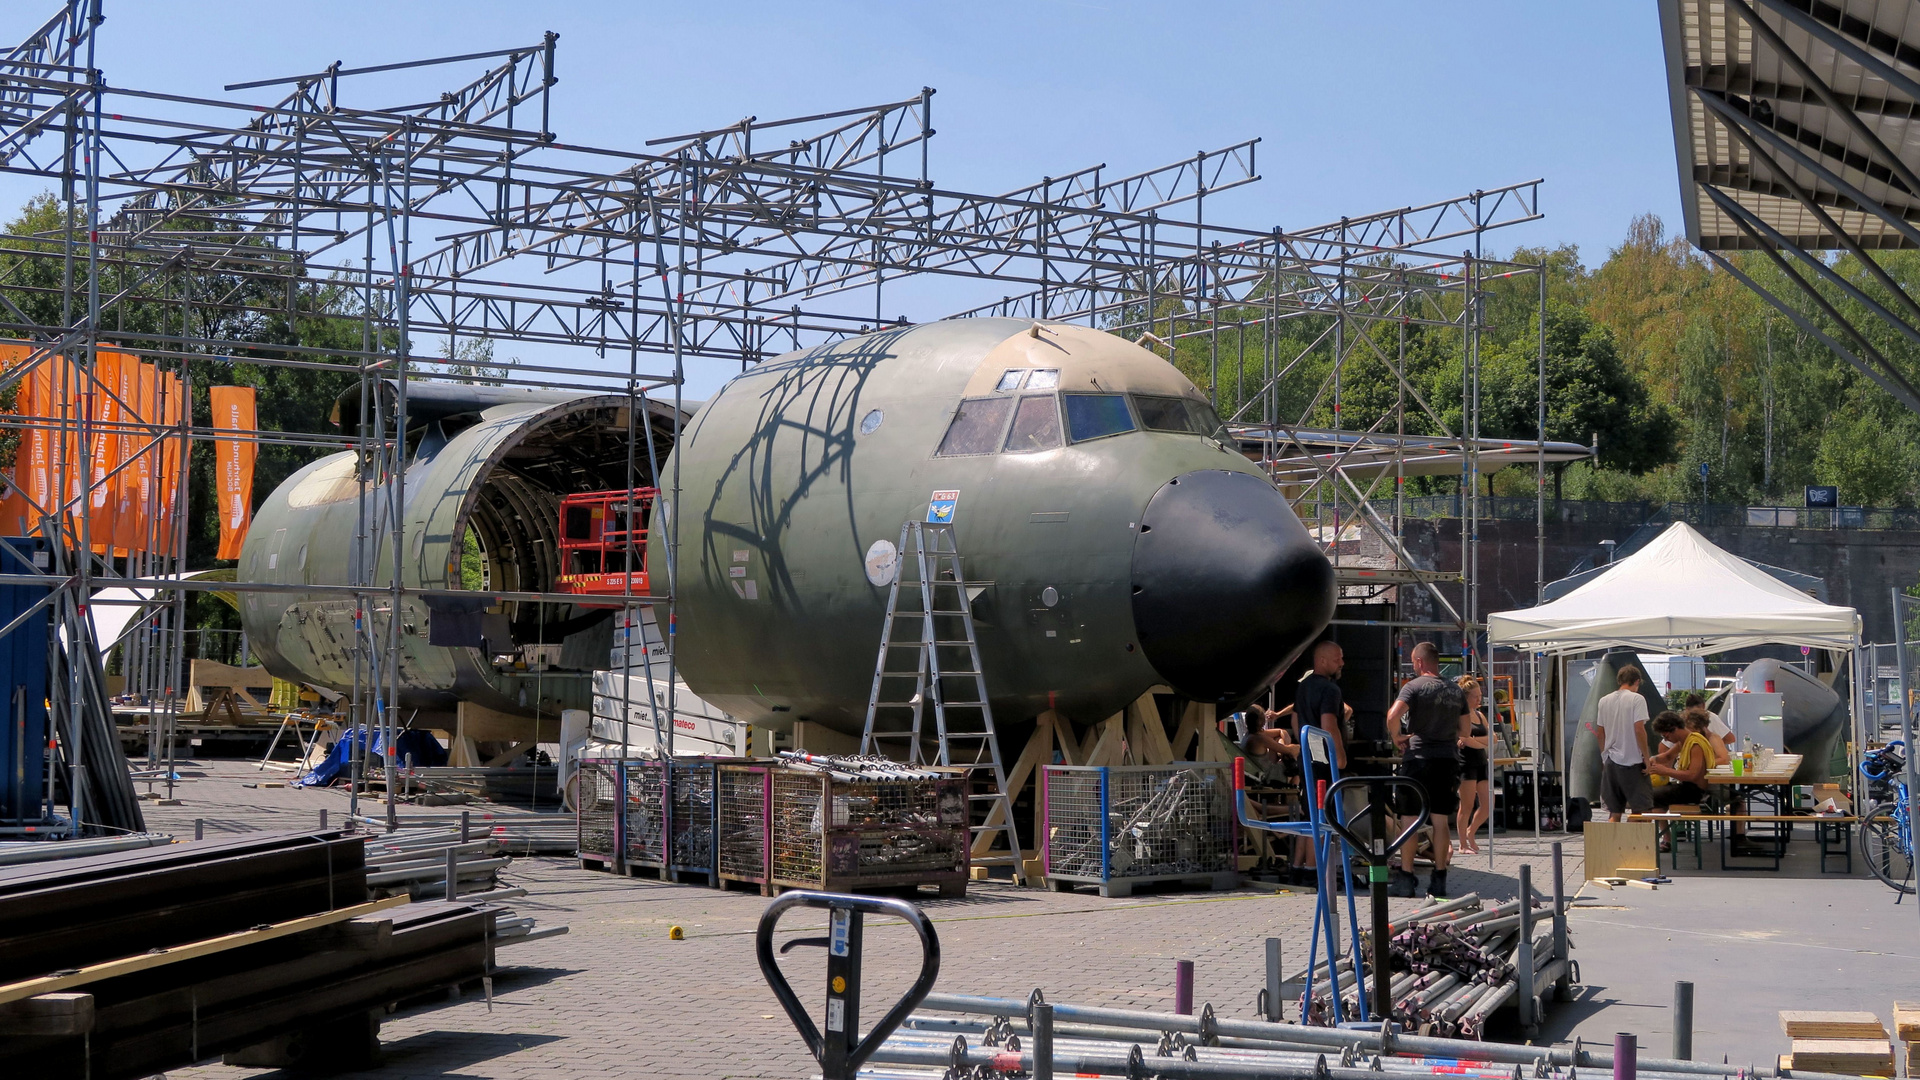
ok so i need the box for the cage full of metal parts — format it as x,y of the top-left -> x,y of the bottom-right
577,757 -> 725,883
1041,762 -> 1239,897
767,757 -> 970,896
717,762 -> 774,894
620,759 -> 724,883
576,757 -> 624,868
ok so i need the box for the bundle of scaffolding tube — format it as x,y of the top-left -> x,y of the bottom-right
774,750 -> 948,782
1287,890 -> 1587,1037
874,990 -> 1848,1080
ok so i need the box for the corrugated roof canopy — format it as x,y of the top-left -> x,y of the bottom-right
1660,0 -> 1920,250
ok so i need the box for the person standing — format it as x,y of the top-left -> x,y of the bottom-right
1453,675 -> 1492,855
1292,640 -> 1347,772
1593,665 -> 1653,821
1385,642 -> 1471,898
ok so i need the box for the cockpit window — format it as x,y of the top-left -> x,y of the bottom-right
1026,368 -> 1060,390
935,397 -> 1016,456
1134,394 -> 1229,439
995,369 -> 1027,391
1004,395 -> 1063,452
1063,393 -> 1136,443
1133,395 -> 1198,433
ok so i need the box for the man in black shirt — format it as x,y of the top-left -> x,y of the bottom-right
1291,640 -> 1347,771
1385,642 -> 1471,898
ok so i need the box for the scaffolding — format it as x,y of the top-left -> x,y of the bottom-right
0,0 -> 1554,835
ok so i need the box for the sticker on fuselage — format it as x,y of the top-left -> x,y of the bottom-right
927,490 -> 960,524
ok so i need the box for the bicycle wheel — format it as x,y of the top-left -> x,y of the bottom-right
1860,801 -> 1916,896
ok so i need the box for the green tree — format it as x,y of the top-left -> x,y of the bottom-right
1480,302 -> 1675,473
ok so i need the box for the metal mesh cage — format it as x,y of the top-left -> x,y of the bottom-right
623,761 -> 668,867
1041,766 -> 1106,879
826,775 -> 966,878
1045,764 -> 1236,882
718,764 -> 770,882
576,758 -> 622,860
768,765 -> 968,888
771,769 -> 826,883
669,760 -> 717,871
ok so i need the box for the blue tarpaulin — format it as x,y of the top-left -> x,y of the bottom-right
295,725 -> 447,787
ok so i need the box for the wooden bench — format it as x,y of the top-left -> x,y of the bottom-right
1629,813 -> 1858,873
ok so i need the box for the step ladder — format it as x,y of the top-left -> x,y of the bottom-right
860,520 -> 1026,884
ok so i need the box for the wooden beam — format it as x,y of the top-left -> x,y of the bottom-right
1185,702 -> 1231,763
1169,710 -> 1198,760
483,739 -> 537,768
1053,714 -> 1085,766
0,992 -> 93,1037
1126,693 -> 1174,765
1082,715 -> 1126,767
0,896 -> 411,1006
972,715 -> 1053,861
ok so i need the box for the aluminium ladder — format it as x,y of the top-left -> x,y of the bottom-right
860,520 -> 1025,884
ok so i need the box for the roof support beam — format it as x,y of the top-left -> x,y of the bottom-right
1752,0 -> 1920,109
1703,243 -> 1920,415
1702,184 -> 1920,412
1696,88 -> 1920,234
1694,87 -> 1920,331
1703,182 -> 1920,352
1726,0 -> 1920,200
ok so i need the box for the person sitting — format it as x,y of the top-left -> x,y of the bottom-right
1683,706 -> 1729,768
1242,703 -> 1300,769
1685,691 -> 1736,763
1648,711 -> 1711,809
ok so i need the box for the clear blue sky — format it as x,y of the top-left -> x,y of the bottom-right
2,3 -> 1680,390
7,2 -> 1679,263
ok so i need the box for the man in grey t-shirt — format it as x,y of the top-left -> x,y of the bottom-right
1592,665 -> 1653,820
1385,642 -> 1471,898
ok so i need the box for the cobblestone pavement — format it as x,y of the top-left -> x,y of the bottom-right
138,761 -> 1584,1079
135,762 -> 1920,1075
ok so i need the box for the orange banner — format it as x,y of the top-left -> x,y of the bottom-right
0,343 -> 34,535
85,348 -> 123,553
211,385 -> 256,561
154,369 -> 185,555
0,345 -> 184,555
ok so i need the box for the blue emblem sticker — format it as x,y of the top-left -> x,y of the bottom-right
927,489 -> 960,524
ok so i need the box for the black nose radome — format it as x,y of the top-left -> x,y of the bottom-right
1129,469 -> 1336,706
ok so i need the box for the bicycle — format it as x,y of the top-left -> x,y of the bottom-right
1858,741 -> 1915,897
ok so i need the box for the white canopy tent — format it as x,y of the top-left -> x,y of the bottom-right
1487,522 -> 1861,656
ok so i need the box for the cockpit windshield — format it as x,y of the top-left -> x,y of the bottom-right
1132,394 -> 1228,441
935,390 -> 1226,456
1062,393 -> 1135,443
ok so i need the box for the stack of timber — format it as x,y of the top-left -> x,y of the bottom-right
1896,1002 -> 1919,1076
1777,1012 -> 1894,1077
0,829 -> 561,1077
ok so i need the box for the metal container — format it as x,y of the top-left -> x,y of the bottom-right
718,762 -> 774,894
767,765 -> 970,896
619,758 -> 725,882
1042,762 -> 1238,897
575,757 -> 624,868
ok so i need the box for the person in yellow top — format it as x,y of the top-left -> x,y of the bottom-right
1648,711 -> 1712,809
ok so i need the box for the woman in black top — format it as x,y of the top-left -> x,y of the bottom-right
1453,676 -> 1492,855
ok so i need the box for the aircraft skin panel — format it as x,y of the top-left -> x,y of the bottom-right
659,318 -> 1334,734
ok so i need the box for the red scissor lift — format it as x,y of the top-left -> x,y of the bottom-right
556,488 -> 657,599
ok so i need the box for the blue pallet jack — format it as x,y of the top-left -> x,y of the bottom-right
1234,725 -> 1427,1024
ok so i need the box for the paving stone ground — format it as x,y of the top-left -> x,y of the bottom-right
126,760 -> 1914,1079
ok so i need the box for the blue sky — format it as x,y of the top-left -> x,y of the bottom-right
1,3 -> 1681,390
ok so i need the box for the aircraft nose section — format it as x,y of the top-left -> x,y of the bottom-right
1129,470 -> 1336,705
